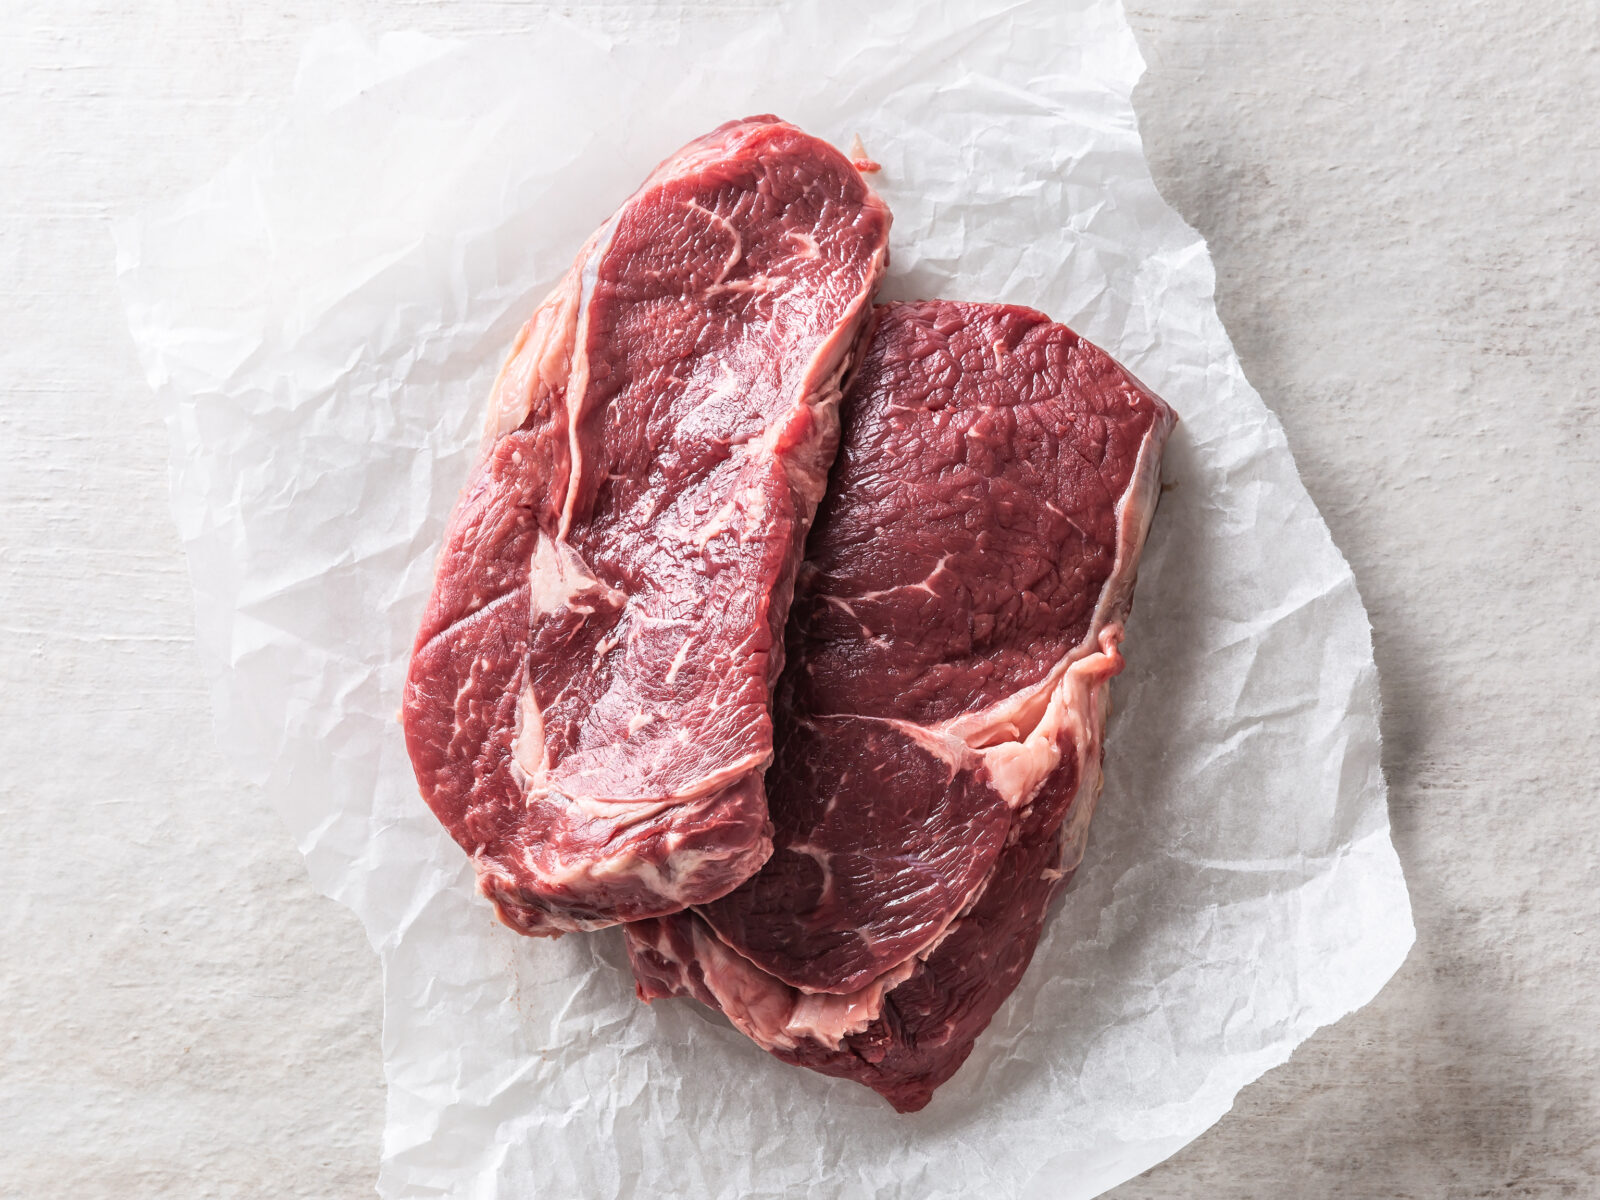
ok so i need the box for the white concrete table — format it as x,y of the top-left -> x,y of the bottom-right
3,2 -> 1595,1195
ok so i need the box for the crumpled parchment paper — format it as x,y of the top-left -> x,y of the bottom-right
115,2 -> 1415,1197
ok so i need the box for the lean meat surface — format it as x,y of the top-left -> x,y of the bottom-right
402,118 -> 891,935
626,301 -> 1175,1111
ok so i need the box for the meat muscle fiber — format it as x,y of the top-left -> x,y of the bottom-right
625,300 -> 1176,1111
402,118 -> 892,935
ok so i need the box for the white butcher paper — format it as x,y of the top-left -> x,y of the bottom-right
115,2 -> 1415,1197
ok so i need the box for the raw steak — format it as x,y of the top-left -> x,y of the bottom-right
626,300 -> 1175,1110
402,117 -> 891,935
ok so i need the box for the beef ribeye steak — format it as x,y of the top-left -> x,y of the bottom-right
626,300 -> 1176,1110
403,117 -> 891,935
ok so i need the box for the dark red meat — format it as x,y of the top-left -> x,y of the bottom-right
625,300 -> 1175,1110
402,118 -> 891,935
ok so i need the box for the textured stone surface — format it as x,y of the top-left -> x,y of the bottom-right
1,1 -> 1595,1196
